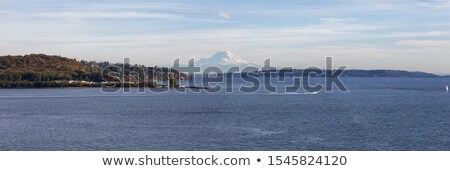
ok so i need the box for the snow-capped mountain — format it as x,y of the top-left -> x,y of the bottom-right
195,51 -> 260,72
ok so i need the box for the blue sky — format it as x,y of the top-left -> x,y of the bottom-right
1,0 -> 450,73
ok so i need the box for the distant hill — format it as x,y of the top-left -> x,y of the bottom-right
339,69 -> 437,78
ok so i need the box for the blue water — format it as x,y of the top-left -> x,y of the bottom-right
0,77 -> 449,150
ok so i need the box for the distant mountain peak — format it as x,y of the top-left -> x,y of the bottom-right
196,51 -> 259,71
213,51 -> 234,57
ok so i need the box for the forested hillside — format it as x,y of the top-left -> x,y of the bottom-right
0,54 -> 188,88
0,54 -> 93,82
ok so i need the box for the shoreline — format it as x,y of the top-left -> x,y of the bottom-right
0,86 -> 209,89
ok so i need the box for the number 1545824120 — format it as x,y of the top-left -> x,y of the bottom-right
267,156 -> 347,166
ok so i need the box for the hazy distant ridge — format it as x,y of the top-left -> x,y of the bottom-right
240,69 -> 438,78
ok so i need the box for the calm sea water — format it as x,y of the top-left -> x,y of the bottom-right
0,77 -> 449,151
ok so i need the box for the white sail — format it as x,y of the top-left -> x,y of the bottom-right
446,85 -> 449,92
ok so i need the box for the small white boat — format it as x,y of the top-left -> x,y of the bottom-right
446,85 -> 449,92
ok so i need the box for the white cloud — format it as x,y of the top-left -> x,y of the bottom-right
218,10 -> 230,19
39,11 -> 182,19
343,0 -> 450,10
396,40 -> 450,47
382,31 -> 450,38
2,2 -> 232,23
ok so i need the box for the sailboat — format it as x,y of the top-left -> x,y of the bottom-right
446,85 -> 449,92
